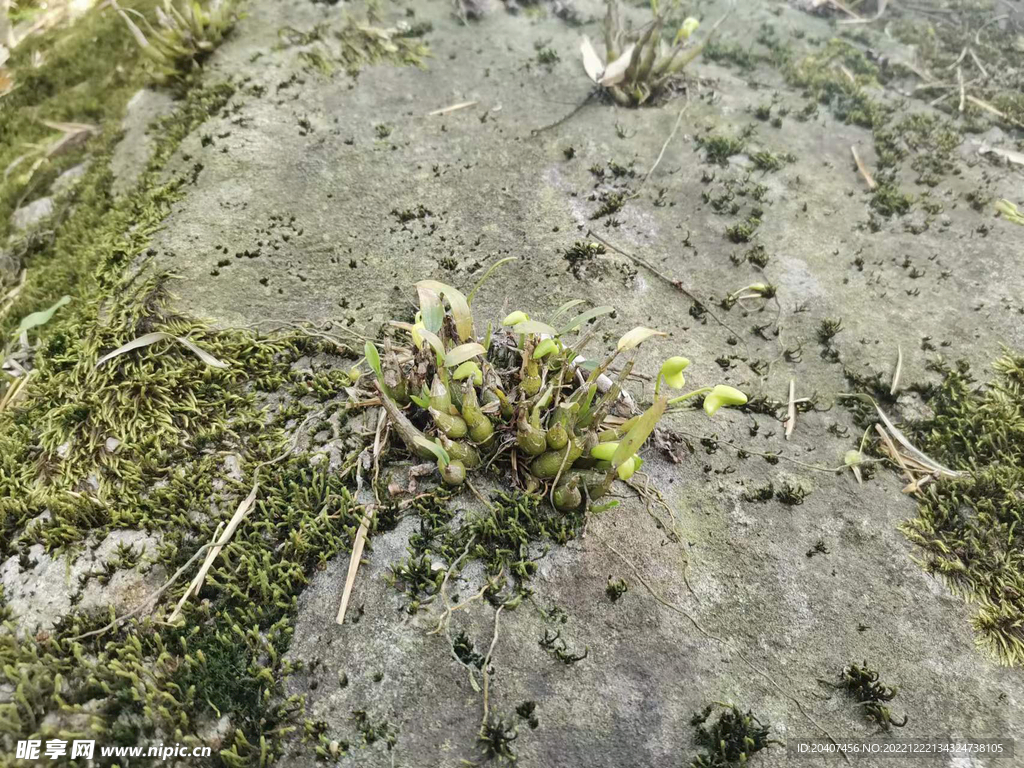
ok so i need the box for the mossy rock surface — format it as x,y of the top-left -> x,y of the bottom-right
3,0 -> 1024,765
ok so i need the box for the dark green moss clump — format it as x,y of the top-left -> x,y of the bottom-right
870,181 -> 914,218
564,240 -> 607,279
838,662 -> 907,731
697,133 -> 747,166
539,629 -> 588,665
606,577 -> 628,602
690,704 -> 780,767
478,715 -> 518,763
725,216 -> 761,244
785,41 -> 890,131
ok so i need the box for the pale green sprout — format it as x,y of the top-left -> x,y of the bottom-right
727,283 -> 772,304
675,17 -> 700,44
591,441 -> 641,480
995,199 -> 1024,226
656,356 -> 690,395
702,385 -> 748,416
617,455 -> 642,481
411,311 -> 426,349
452,361 -> 483,386
503,311 -> 529,326
533,338 -> 559,359
845,426 -> 872,484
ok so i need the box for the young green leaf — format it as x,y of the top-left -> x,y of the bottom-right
467,257 -> 517,305
616,327 -> 667,352
508,319 -> 559,336
611,396 -> 666,469
577,382 -> 598,420
417,280 -> 473,340
551,298 -> 587,321
483,321 -> 493,352
560,305 -> 615,334
417,327 -> 448,368
364,341 -> 383,382
414,435 -> 450,467
15,295 -> 70,336
417,284 -> 444,333
444,343 -> 486,368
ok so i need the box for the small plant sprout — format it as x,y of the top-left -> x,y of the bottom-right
995,199 -> 1024,226
700,385 -> 748,416
453,361 -> 483,386
656,356 -> 690,395
533,338 -> 560,359
578,0 -> 733,107
665,383 -> 748,415
724,282 -> 776,309
844,427 -> 872,485
367,278 -> 748,511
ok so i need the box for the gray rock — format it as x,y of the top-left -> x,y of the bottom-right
0,545 -> 72,634
10,197 -> 54,231
51,161 -> 90,196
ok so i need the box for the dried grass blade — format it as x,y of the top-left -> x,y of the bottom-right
95,331 -> 228,368
427,100 -> 478,116
851,145 -> 877,189
168,480 -> 258,623
785,379 -> 796,440
890,344 -> 902,396
874,405 -> 962,477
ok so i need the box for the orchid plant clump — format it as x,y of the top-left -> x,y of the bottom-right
579,0 -> 731,107
117,0 -> 239,82
365,274 -> 747,512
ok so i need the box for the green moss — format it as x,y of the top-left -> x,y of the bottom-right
837,662 -> 907,730
870,181 -> 914,218
0,72 -> 364,767
874,113 -> 962,183
0,1 -> 162,241
725,216 -> 760,244
890,13 -> 1024,131
477,715 -> 518,763
785,41 -> 890,131
335,15 -> 430,76
605,577 -> 628,602
689,703 -> 780,767
703,41 -> 760,71
697,133 -> 746,166
900,353 -> 1024,666
750,150 -> 792,173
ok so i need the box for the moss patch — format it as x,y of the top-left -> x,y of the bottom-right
0,1 -> 160,241
901,353 -> 1024,666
